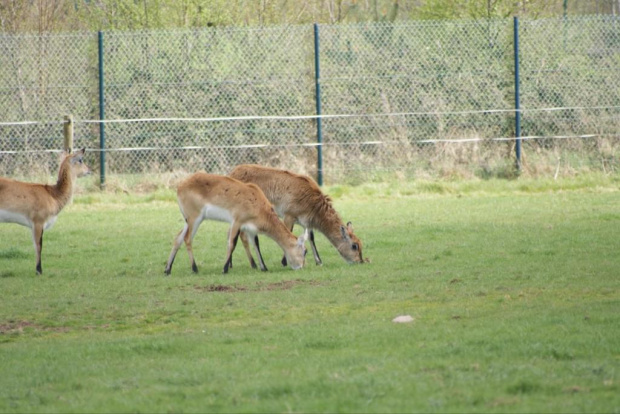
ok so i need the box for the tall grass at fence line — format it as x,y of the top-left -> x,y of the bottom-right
319,138 -> 619,184
2,143 -> 618,195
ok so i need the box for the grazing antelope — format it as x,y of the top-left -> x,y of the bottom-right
164,172 -> 307,275
229,164 -> 366,266
0,148 -> 90,274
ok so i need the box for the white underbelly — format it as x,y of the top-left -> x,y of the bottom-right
44,215 -> 58,230
274,204 -> 286,218
200,205 -> 258,235
0,209 -> 33,228
0,210 -> 58,230
202,204 -> 233,223
240,223 -> 258,236
274,204 -> 306,227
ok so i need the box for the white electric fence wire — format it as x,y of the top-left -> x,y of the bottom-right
1,105 -> 619,127
0,106 -> 617,154
0,134 -> 611,155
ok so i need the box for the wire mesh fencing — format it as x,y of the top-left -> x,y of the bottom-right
100,26 -> 317,179
519,16 -> 620,176
318,19 -> 517,181
0,32 -> 97,177
0,17 -> 618,185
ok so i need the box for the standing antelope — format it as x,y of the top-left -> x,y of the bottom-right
229,164 -> 365,266
164,172 -> 307,275
0,148 -> 90,274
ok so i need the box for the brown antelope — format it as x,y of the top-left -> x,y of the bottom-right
229,164 -> 365,266
0,149 -> 90,274
164,172 -> 307,275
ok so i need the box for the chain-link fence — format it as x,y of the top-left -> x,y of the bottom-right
520,16 -> 620,176
1,17 -> 619,185
319,20 -> 516,181
0,32 -> 97,177
101,26 -> 317,180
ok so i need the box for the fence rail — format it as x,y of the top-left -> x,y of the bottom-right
1,16 -> 619,184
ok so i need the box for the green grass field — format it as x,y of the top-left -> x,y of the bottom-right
1,176 -> 619,413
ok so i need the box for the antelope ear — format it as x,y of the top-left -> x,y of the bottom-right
69,148 -> 85,159
340,225 -> 352,243
347,221 -> 354,232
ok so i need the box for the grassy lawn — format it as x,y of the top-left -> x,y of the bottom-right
1,176 -> 619,413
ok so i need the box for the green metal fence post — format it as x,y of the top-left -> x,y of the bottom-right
98,31 -> 106,189
313,23 -> 324,186
513,17 -> 522,172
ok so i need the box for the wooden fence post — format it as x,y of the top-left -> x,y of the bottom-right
63,115 -> 73,153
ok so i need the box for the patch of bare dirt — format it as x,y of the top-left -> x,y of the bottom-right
194,284 -> 247,293
0,320 -> 69,334
194,279 -> 321,293
258,279 -> 319,291
0,320 -> 36,333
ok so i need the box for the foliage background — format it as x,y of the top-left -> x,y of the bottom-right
2,0 -> 620,33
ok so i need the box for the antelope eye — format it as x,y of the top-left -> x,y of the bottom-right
352,243 -> 359,251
